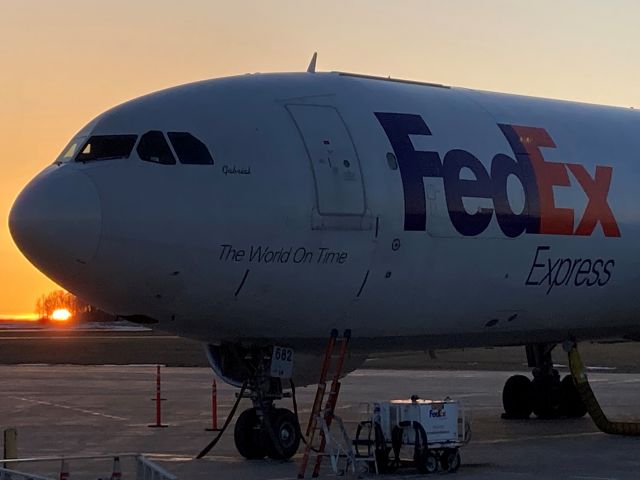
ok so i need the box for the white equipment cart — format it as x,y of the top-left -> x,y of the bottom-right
354,396 -> 470,474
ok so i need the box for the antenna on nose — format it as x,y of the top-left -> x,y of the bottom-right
307,52 -> 317,73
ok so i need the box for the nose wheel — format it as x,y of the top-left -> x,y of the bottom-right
234,408 -> 267,459
264,408 -> 301,459
234,407 -> 301,460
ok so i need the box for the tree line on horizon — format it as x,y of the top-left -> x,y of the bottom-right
35,290 -> 117,323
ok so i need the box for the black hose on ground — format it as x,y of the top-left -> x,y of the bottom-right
196,380 -> 248,459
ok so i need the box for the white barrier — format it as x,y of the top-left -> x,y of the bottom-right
0,454 -> 177,480
0,468 -> 52,480
136,456 -> 177,480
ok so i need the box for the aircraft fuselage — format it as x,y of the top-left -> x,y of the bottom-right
10,72 -> 640,350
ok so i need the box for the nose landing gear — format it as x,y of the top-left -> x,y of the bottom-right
502,343 -> 587,419
201,343 -> 302,461
234,362 -> 302,460
234,355 -> 302,460
234,404 -> 301,460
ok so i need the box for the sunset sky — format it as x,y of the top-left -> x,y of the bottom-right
1,1 -> 639,317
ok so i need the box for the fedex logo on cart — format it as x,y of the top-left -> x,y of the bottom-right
375,113 -> 621,238
429,408 -> 446,418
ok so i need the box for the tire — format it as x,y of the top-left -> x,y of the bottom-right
415,450 -> 438,474
560,375 -> 588,418
374,422 -> 394,473
374,447 -> 391,474
234,408 -> 267,459
264,408 -> 301,460
532,373 -> 562,418
441,449 -> 461,473
502,375 -> 534,419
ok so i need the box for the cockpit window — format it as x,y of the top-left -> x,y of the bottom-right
137,131 -> 176,165
167,132 -> 214,165
55,136 -> 87,164
75,135 -> 137,162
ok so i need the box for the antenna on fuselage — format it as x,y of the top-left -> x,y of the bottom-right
307,52 -> 317,73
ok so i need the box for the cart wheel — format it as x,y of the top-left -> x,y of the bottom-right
416,450 -> 438,474
373,422 -> 393,473
374,447 -> 391,473
444,450 -> 461,473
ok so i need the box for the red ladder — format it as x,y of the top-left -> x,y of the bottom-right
297,328 -> 352,479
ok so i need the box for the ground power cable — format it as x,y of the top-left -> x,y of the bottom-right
196,380 -> 248,459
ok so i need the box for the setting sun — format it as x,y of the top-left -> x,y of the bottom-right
51,308 -> 72,322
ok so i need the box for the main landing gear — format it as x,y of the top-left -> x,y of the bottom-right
502,343 -> 587,419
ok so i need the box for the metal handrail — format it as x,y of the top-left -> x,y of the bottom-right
136,455 -> 177,480
0,454 -> 177,480
0,454 -> 138,464
0,467 -> 52,480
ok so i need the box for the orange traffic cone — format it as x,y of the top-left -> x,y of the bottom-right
110,456 -> 122,480
59,459 -> 69,480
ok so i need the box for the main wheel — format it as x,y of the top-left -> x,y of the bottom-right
264,408 -> 301,460
234,408 -> 267,459
559,375 -> 588,418
502,375 -> 534,419
532,373 -> 562,418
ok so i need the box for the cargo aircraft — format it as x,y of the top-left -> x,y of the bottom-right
9,57 -> 640,460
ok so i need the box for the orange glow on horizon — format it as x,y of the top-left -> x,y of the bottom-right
0,313 -> 39,322
50,309 -> 72,322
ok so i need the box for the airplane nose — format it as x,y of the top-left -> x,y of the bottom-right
9,168 -> 102,273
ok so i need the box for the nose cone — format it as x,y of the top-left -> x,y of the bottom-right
9,167 -> 102,276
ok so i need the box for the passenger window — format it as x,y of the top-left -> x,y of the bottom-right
76,135 -> 137,162
137,131 -> 176,165
168,132 -> 214,165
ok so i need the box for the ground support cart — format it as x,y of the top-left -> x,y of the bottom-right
354,397 -> 470,475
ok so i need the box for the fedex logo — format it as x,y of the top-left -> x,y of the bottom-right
429,408 -> 446,418
375,113 -> 621,238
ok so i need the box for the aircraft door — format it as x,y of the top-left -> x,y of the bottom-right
287,104 -> 369,228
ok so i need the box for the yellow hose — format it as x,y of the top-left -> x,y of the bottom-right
566,342 -> 640,435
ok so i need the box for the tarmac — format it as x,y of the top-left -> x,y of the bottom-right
2,327 -> 640,372
2,364 -> 640,479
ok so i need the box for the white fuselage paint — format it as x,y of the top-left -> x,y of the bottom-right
10,72 -> 640,351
